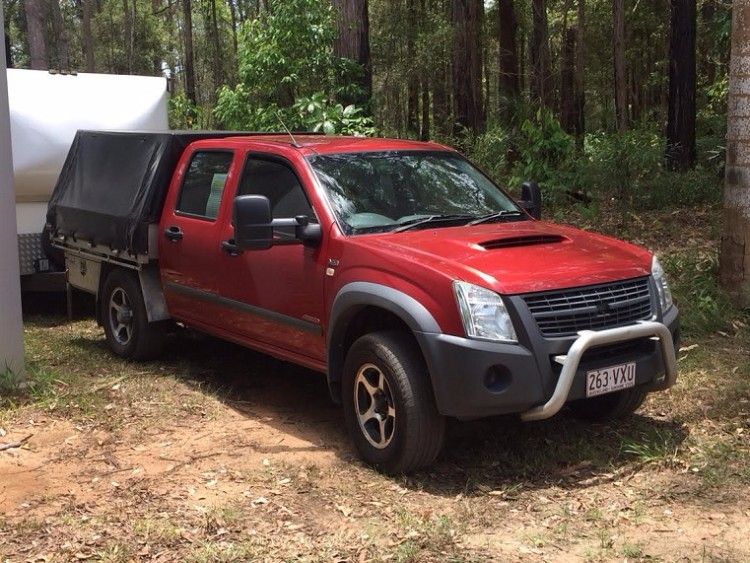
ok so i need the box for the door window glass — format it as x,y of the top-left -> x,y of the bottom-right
238,157 -> 317,237
176,151 -> 233,220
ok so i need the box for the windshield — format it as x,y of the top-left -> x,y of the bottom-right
307,151 -> 524,234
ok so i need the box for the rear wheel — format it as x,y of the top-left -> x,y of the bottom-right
101,269 -> 165,361
567,386 -> 648,421
342,331 -> 445,474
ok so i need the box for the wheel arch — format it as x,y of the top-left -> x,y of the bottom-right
327,282 -> 441,404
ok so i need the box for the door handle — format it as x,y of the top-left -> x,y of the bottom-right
164,226 -> 183,242
221,239 -> 240,256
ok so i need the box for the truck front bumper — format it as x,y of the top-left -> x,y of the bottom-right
416,306 -> 679,420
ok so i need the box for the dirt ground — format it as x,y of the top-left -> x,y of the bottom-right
1,206 -> 749,562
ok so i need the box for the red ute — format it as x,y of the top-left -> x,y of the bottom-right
48,133 -> 679,474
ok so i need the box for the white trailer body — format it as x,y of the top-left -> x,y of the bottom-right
8,69 -> 169,276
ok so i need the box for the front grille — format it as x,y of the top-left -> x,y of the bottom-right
522,277 -> 653,338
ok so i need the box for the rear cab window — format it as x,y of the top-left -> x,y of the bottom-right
176,151 -> 234,220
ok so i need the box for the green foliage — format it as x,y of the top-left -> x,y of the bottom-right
169,93 -> 203,130
621,427 -> 680,464
90,0 -> 166,75
0,364 -> 58,409
509,109 -> 577,198
213,0 -> 371,135
214,90 -> 375,136
0,368 -> 21,401
232,0 -> 336,105
662,249 -> 735,336
464,127 -> 512,183
582,128 -> 661,191
463,110 -> 722,210
292,94 -> 376,136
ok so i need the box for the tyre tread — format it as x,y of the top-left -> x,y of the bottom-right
343,330 -> 445,474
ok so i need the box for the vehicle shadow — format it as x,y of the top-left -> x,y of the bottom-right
66,324 -> 688,494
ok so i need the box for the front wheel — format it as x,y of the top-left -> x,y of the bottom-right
101,269 -> 165,361
342,331 -> 445,474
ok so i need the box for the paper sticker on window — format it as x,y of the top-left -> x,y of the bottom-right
205,173 -> 228,219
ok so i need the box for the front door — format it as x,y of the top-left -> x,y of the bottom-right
215,153 -> 327,364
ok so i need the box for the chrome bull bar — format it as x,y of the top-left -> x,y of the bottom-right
520,320 -> 677,422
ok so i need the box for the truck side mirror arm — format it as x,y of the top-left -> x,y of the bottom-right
233,195 -> 321,251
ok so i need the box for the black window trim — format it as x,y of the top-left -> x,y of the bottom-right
174,148 -> 236,222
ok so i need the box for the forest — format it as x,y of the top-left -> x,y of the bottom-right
2,0 -> 730,209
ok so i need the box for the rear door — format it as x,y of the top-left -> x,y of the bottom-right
214,152 -> 327,363
159,148 -> 237,326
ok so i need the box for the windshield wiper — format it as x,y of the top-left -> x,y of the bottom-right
468,210 -> 525,226
392,214 -> 474,233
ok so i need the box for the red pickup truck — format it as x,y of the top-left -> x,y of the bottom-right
48,131 -> 678,473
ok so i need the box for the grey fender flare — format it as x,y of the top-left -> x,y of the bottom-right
326,281 -> 441,402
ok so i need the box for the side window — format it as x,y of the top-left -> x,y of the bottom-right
237,156 -> 317,237
176,151 -> 233,220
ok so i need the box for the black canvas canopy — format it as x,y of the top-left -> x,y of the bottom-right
47,130 -> 299,254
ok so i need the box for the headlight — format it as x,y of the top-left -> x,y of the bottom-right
651,256 -> 673,312
453,281 -> 517,342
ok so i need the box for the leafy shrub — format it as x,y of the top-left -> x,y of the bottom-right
463,126 -> 512,182
214,90 -> 375,135
579,128 -> 663,204
662,249 -> 735,336
213,0 -> 372,135
292,93 -> 375,136
168,93 -> 203,130
508,109 -> 577,200
463,114 -> 722,210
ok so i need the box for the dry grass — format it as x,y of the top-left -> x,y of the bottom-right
1,204 -> 749,562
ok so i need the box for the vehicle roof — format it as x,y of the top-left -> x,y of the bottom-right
197,134 -> 454,156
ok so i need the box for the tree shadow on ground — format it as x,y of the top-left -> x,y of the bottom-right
65,324 -> 688,495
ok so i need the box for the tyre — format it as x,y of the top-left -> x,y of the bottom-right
101,269 -> 165,361
342,330 -> 445,474
567,386 -> 648,421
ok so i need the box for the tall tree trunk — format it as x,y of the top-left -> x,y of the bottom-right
719,0 -> 750,303
152,0 -> 162,74
613,0 -> 628,132
82,0 -> 96,72
530,0 -> 551,108
209,0 -> 224,93
573,0 -> 586,145
451,0 -> 484,133
181,0 -> 197,104
560,28 -> 576,133
406,0 -> 419,135
24,0 -> 47,70
702,0 -> 717,86
4,23 -> 11,68
122,0 -> 133,73
666,0 -> 696,169
432,63 -> 449,135
49,0 -> 70,70
228,0 -> 239,58
421,77 -> 430,140
332,0 -> 372,106
498,0 -> 519,120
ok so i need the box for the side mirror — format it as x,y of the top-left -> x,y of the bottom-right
233,195 -> 323,251
520,181 -> 542,220
234,195 -> 273,250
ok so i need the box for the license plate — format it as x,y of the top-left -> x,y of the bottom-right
586,362 -> 636,397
